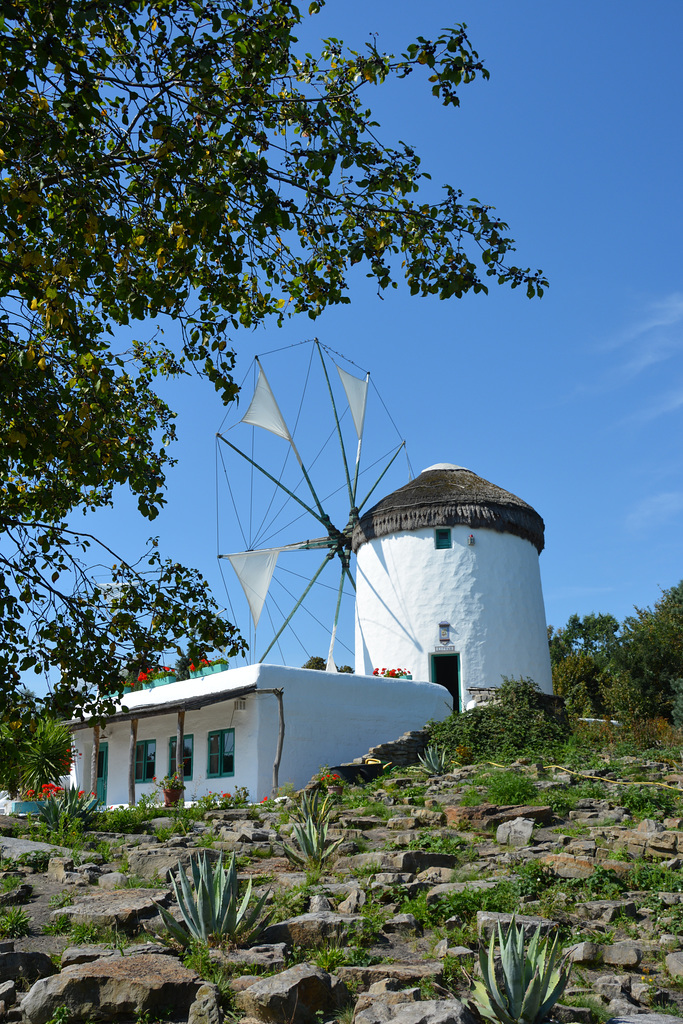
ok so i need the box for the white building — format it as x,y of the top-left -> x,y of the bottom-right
70,663 -> 451,805
353,463 -> 552,709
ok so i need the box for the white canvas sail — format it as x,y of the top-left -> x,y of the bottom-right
226,548 -> 280,629
326,622 -> 338,672
241,364 -> 292,442
337,365 -> 369,439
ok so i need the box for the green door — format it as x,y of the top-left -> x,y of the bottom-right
96,742 -> 108,806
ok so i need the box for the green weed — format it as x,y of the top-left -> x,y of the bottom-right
0,906 -> 30,937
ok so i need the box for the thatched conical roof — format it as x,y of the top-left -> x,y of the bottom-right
351,463 -> 545,554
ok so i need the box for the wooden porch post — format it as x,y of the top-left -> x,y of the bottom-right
128,719 -> 138,807
90,724 -> 100,797
271,689 -> 285,798
176,710 -> 185,790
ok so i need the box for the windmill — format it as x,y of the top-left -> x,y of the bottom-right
216,339 -> 408,668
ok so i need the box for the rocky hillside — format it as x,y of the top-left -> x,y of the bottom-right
2,755 -> 683,1024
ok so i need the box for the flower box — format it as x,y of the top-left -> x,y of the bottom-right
11,801 -> 43,814
142,674 -> 176,689
190,662 -> 228,678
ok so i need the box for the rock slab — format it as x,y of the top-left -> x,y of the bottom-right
21,954 -> 202,1024
234,963 -> 348,1024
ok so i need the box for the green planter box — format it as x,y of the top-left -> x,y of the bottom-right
141,675 -> 177,689
190,663 -> 228,678
11,801 -> 43,814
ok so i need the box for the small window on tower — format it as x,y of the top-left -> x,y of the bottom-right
435,528 -> 452,550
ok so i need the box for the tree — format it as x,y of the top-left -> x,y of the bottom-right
548,612 -> 621,717
614,581 -> 683,719
0,1 -> 546,723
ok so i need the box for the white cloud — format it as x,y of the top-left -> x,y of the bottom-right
625,491 -> 683,531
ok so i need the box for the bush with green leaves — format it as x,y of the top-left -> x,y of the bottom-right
469,917 -> 570,1024
482,770 -> 540,807
282,790 -> 344,870
0,717 -> 71,798
618,783 -> 680,820
154,851 -> 271,947
429,677 -> 569,762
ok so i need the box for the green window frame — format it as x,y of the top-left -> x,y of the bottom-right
134,739 -> 156,782
435,528 -> 452,550
207,729 -> 235,778
169,735 -> 194,781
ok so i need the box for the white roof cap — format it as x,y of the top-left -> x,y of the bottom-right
421,462 -> 470,473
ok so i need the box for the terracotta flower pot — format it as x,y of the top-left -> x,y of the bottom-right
163,787 -> 183,807
328,785 -> 344,797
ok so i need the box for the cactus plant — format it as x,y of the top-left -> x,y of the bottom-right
154,851 -> 271,947
469,917 -> 570,1024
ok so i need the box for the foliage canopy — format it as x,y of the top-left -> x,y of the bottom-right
0,0 -> 546,720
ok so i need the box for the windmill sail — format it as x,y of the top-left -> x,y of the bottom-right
241,364 -> 292,442
225,548 -> 280,629
337,365 -> 369,439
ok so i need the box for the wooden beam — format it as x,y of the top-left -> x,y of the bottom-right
176,710 -> 185,794
259,688 -> 285,798
128,719 -> 138,807
90,724 -> 100,798
68,683 -> 258,731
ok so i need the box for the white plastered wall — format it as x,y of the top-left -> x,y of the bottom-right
70,663 -> 451,804
354,524 -> 552,702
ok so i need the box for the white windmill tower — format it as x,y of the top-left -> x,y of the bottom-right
351,463 -> 552,708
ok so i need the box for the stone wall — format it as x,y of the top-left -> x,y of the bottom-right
348,727 -> 430,768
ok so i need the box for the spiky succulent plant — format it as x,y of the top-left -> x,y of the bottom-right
282,789 -> 344,868
417,744 -> 450,775
469,917 -> 570,1024
38,786 -> 99,828
154,851 -> 271,947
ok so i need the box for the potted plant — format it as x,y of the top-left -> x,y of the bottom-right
372,667 -> 412,679
159,770 -> 185,807
318,769 -> 344,797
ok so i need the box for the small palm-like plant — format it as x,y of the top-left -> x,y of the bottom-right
154,851 -> 271,947
38,786 -> 99,828
469,917 -> 570,1024
417,744 -> 450,775
282,789 -> 344,868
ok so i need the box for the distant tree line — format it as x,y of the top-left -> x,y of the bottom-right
548,580 -> 683,725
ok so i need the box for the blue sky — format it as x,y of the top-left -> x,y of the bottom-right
70,1 -> 683,676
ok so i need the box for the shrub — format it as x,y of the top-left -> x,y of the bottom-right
482,771 -> 540,807
0,718 -> 72,798
619,784 -> 679,820
429,677 -> 569,762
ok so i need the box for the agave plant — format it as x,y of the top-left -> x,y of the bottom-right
417,744 -> 450,775
469,917 -> 570,1024
282,790 -> 344,868
38,786 -> 99,828
154,851 -> 271,947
